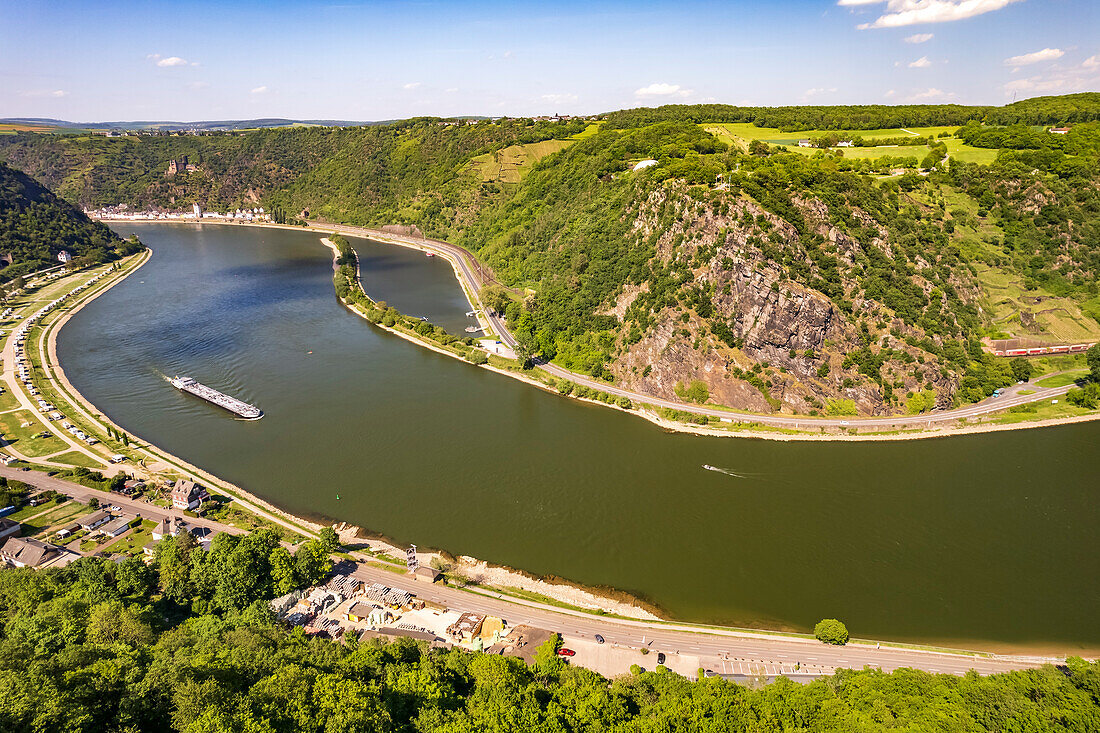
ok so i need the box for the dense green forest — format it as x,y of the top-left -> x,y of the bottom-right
2,93 -> 1098,414
601,92 -> 1100,131
1,535 -> 1098,733
0,162 -> 138,281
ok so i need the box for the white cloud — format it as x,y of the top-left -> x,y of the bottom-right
634,82 -> 692,98
1003,48 -> 1064,66
849,0 -> 1024,30
186,81 -> 209,90
909,56 -> 932,68
1003,76 -> 1068,93
20,89 -> 68,98
540,93 -> 578,105
445,87 -> 458,93
884,89 -> 897,97
905,33 -> 934,43
403,82 -> 421,90
250,86 -> 268,94
907,87 -> 957,102
156,56 -> 189,67
1002,57 -> 1100,97
804,87 -> 838,96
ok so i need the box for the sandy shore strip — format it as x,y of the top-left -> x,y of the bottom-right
104,218 -> 1100,444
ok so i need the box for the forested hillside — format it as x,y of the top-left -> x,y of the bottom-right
2,539 -> 1098,733
0,161 -> 137,282
2,94 -> 1098,414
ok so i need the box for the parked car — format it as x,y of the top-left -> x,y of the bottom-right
657,652 -> 666,665
557,648 -> 576,657
594,634 -> 605,644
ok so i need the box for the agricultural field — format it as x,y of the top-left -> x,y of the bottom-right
705,122 -> 993,162
942,137 -> 999,164
470,138 -> 572,183
0,122 -> 63,135
976,264 -> 1100,343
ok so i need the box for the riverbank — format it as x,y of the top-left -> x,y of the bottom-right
99,217 -> 1100,443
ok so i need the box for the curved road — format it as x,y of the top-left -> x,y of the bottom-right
323,223 -> 1084,431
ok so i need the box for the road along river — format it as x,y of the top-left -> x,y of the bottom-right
57,223 -> 1100,654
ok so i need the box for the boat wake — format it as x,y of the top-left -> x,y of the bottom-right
702,464 -> 752,479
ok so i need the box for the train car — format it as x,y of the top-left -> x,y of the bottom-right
1069,344 -> 1088,352
1006,349 -> 1028,356
1026,348 -> 1046,355
1050,345 -> 1070,354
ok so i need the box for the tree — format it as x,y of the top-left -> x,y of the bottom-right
480,285 -> 511,315
156,532 -> 198,604
513,341 -> 533,369
1011,357 -> 1033,382
269,546 -> 298,596
317,526 -> 340,555
116,556 -> 155,597
814,618 -> 849,645
1088,344 -> 1100,382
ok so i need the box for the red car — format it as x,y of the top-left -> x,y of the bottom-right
557,648 -> 576,657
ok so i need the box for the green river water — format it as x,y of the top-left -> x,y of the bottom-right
56,223 -> 1100,652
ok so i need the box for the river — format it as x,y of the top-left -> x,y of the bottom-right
57,223 -> 1100,653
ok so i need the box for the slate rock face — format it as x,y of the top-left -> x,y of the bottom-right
608,183 -> 973,416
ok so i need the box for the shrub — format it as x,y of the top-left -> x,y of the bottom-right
825,398 -> 858,416
465,350 -> 488,365
814,618 -> 849,645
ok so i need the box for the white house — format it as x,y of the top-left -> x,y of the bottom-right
57,251 -> 72,263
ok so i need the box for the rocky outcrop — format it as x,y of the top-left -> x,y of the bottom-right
606,181 -> 981,416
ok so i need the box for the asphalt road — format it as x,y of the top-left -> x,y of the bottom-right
321,223 -> 1080,431
0,465 -> 245,539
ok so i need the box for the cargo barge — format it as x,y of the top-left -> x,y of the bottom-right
171,376 -> 263,419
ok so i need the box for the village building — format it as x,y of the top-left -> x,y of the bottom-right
100,516 -> 132,538
345,602 -> 374,623
78,509 -> 112,532
171,480 -> 208,511
413,565 -> 442,583
153,515 -> 188,541
0,517 -> 20,541
57,250 -> 72,263
1049,126 -> 1071,134
0,536 -> 62,568
447,612 -> 485,644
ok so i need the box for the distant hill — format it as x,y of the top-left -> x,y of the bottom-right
1,117 -> 394,132
0,161 -> 137,282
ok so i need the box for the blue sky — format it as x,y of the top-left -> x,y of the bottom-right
2,0 -> 1097,121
